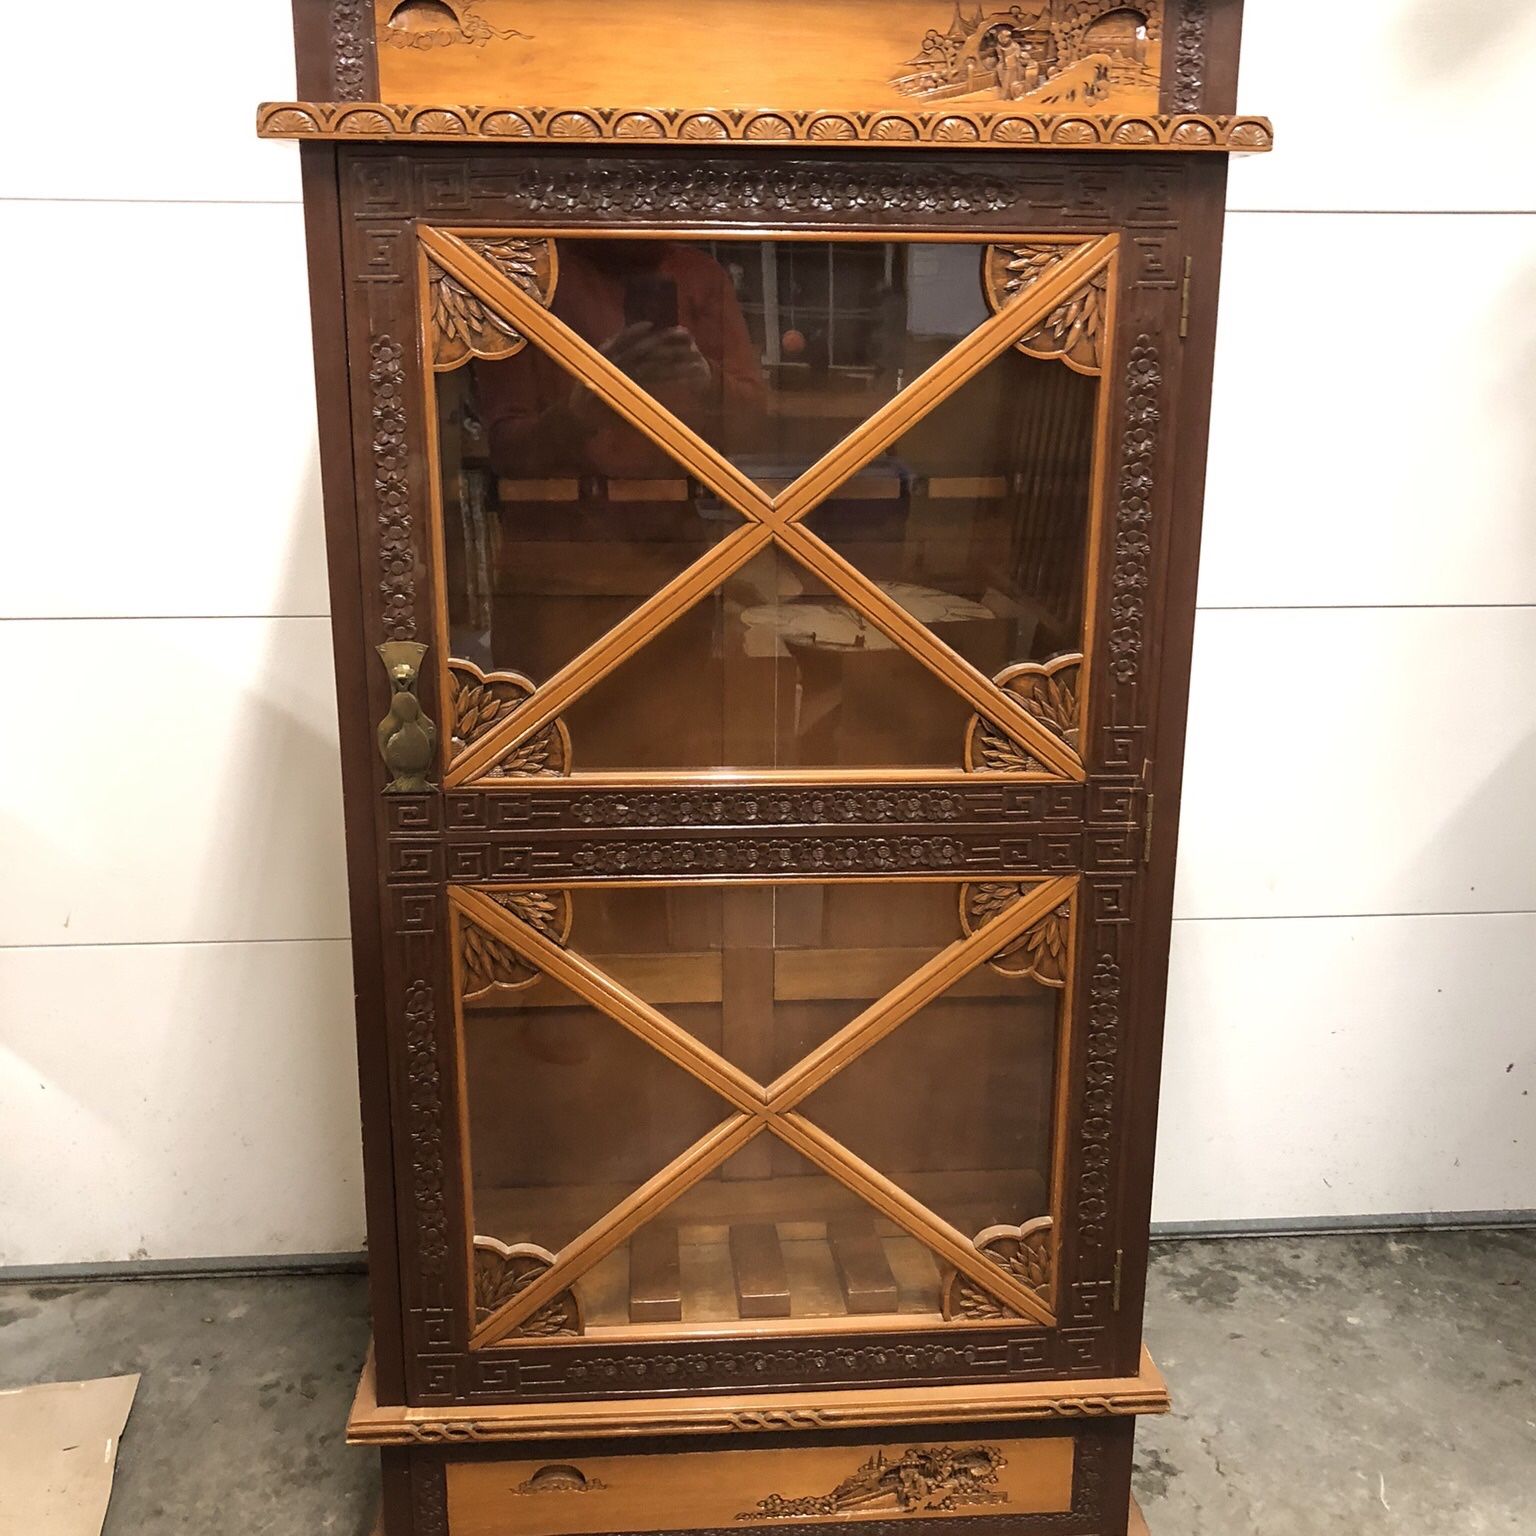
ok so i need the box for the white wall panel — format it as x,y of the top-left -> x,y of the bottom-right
1200,212 -> 1536,609
0,5 -> 300,204
0,201 -> 330,621
0,940 -> 364,1266
1229,0 -> 1536,213
1175,607 -> 1536,921
1155,913 -> 1536,1223
0,617 -> 350,947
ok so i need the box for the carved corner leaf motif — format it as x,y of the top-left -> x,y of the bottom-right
943,1217 -> 1056,1321
473,1239 -> 582,1337
459,890 -> 572,1002
427,237 -> 556,371
961,884 -> 1073,987
965,654 -> 1082,775
986,248 -> 1107,374
741,1445 -> 1009,1520
448,661 -> 571,778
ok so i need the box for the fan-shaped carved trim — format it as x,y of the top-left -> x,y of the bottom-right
458,891 -> 573,1002
448,660 -> 572,779
960,884 -> 1072,986
472,1238 -> 583,1336
942,1217 -> 1055,1321
428,237 -> 557,371
965,654 -> 1082,774
985,247 -> 1106,374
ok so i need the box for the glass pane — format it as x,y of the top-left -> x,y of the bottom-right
436,364 -> 737,684
533,238 -> 992,487
809,349 -> 1099,675
463,962 -> 729,1254
564,882 -> 966,1078
578,1140 -> 946,1329
801,965 -> 1061,1242
562,544 -> 976,770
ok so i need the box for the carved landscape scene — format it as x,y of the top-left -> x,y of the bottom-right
372,0 -> 1164,116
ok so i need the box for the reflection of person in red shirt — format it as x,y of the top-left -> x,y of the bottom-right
477,240 -> 766,479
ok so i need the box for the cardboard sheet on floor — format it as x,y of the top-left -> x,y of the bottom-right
0,1374 -> 139,1536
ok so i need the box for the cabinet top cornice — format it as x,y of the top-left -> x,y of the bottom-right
257,101 -> 1272,152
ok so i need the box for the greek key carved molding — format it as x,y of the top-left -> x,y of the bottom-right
369,336 -> 416,641
1170,0 -> 1210,113
404,980 -> 449,1279
260,102 -> 1271,152
1110,341 -> 1160,687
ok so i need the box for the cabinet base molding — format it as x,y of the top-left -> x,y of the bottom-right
350,1346 -> 1168,1447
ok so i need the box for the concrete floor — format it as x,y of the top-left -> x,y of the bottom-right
0,1231 -> 1531,1534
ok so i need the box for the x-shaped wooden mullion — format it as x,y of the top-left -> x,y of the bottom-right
458,877 -> 1075,1345
426,227 -> 1111,786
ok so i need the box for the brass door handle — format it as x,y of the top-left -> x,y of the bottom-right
377,641 -> 437,793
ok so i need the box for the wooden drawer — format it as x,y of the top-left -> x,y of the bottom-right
445,1432 -> 1075,1535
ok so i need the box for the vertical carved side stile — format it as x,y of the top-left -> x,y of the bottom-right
371,336 -> 417,642
1109,341 -> 1160,688
404,981 -> 449,1282
1170,0 -> 1210,113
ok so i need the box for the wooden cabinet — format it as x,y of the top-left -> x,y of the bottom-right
263,3 -> 1267,1530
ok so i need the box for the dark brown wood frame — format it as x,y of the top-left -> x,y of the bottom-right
282,2 -> 1254,1529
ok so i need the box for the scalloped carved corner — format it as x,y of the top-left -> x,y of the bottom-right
965,654 -> 1082,774
473,1238 -> 583,1337
427,236 -> 556,371
459,891 -> 572,1002
985,247 -> 1106,374
448,661 -> 572,779
942,1217 -> 1056,1321
961,884 -> 1072,987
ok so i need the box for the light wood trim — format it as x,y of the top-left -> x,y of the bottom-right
473,1116 -> 764,1347
775,522 -> 1085,781
421,226 -> 770,521
473,767 -> 1060,788
768,877 -> 1076,1109
448,521 -> 772,784
452,887 -> 766,1116
349,1345 -> 1171,1443
260,103 -> 1275,153
770,238 -> 1114,525
771,1114 -> 1055,1328
1130,1497 -> 1152,1536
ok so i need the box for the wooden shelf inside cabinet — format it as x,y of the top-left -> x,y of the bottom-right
267,0 -> 1263,1530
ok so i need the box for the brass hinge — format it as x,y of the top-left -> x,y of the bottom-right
1112,1249 -> 1125,1311
1179,255 -> 1194,338
1143,793 -> 1156,867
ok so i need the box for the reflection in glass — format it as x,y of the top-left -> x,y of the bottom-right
436,367 -> 733,684
561,545 -> 977,770
810,349 -> 1098,674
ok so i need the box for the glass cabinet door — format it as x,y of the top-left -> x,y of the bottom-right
420,227 -> 1116,1347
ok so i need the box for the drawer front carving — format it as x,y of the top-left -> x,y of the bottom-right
446,1434 -> 1074,1534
